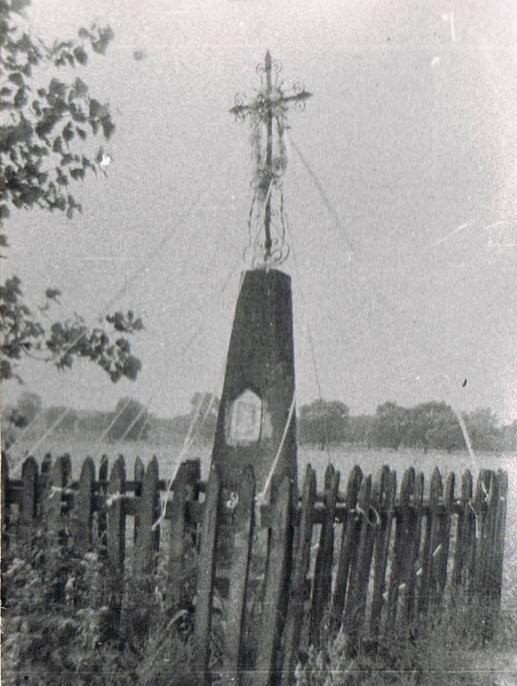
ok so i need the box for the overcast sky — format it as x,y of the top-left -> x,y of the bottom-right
4,0 -> 517,423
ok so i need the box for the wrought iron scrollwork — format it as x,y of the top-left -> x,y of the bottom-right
230,52 -> 312,269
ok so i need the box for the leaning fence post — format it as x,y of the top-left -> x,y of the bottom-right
330,465 -> 363,637
221,466 -> 255,683
280,465 -> 316,686
193,464 -> 222,681
247,473 -> 292,686
310,464 -> 340,650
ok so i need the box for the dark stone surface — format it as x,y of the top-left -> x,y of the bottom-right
211,268 -> 298,496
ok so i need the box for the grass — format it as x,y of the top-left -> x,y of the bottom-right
1,527 -> 197,686
295,596 -> 517,686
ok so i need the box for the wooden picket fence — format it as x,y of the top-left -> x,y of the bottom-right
1,453 -> 508,685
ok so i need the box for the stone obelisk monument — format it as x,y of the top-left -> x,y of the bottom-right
210,52 -> 311,498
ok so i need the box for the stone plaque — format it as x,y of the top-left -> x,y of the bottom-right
226,389 -> 262,446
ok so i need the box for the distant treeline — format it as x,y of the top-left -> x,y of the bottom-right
3,392 -> 516,453
298,399 -> 517,453
2,391 -> 218,448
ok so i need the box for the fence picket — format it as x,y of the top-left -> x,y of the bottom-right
492,470 -> 507,604
20,457 -> 38,543
310,464 -> 340,649
98,455 -> 109,547
417,469 -> 435,614
248,473 -> 292,686
167,462 -> 192,609
41,453 -> 52,474
135,456 -> 160,576
403,471 -> 424,629
62,453 -> 72,484
45,454 -> 71,538
369,467 -> 395,641
465,470 -> 476,595
437,472 -> 455,603
344,474 -> 373,655
1,453 -> 9,552
465,470 -> 482,599
126,457 -> 160,648
427,468 -> 443,611
133,456 -> 145,544
478,471 -> 495,604
184,459 -> 201,543
73,457 -> 95,554
37,454 -> 52,517
474,469 -> 491,597
222,466 -> 255,682
330,465 -> 363,637
193,465 -> 222,681
107,456 -> 126,634
484,471 -> 501,638
488,471 -> 500,594
280,465 -> 317,685
385,467 -> 415,632
452,470 -> 471,589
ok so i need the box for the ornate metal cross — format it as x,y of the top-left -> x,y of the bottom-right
231,51 -> 312,268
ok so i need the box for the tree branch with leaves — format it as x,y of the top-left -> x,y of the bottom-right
0,0 -> 115,219
1,0 -> 144,390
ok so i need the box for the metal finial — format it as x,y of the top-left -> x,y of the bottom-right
231,52 -> 312,269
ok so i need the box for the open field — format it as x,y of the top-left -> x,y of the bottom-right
7,437 -> 514,479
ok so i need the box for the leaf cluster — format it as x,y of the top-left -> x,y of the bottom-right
0,2 -> 147,389
0,0 -> 115,223
1,531 -> 116,685
0,275 -> 143,383
2,517 -> 197,685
